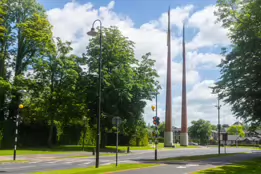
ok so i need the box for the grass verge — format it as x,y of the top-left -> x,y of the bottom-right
59,153 -> 128,159
0,143 -> 197,156
150,153 -> 246,162
33,163 -> 160,174
193,157 -> 261,174
0,160 -> 28,164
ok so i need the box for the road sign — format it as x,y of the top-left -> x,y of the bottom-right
112,116 -> 122,126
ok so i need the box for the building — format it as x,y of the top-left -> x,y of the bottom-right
211,128 -> 261,146
172,126 -> 181,143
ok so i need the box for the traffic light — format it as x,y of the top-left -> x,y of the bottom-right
152,116 -> 160,126
151,105 -> 156,111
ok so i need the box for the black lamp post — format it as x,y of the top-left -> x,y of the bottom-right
87,19 -> 102,168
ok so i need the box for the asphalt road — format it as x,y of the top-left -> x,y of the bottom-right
117,151 -> 261,174
0,147 -> 258,174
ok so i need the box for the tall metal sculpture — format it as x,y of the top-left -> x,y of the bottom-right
164,7 -> 173,147
180,24 -> 188,146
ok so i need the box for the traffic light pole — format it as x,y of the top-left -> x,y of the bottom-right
155,93 -> 158,161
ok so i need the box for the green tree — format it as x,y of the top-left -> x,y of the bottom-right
6,0 -> 53,120
23,38 -> 84,147
188,119 -> 212,145
0,0 -> 11,121
211,124 -> 217,131
227,125 -> 245,137
213,0 -> 261,127
0,0 -> 7,40
157,122 -> 165,137
85,26 -> 160,147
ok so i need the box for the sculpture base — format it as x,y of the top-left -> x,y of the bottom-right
164,131 -> 173,147
180,132 -> 188,146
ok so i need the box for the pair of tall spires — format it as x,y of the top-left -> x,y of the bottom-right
164,7 -> 188,147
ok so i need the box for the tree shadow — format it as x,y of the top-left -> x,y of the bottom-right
131,151 -> 261,170
195,157 -> 261,174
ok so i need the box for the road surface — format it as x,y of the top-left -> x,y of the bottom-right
0,147 -> 258,174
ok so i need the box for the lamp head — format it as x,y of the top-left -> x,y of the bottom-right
19,104 -> 24,109
87,27 -> 97,36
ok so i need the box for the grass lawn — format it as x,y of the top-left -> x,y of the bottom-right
0,150 -> 71,156
193,157 -> 261,174
0,143 -> 198,156
151,153 -> 246,162
33,163 -> 160,174
58,153 -> 128,159
0,160 -> 28,164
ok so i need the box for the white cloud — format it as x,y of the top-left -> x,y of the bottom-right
187,5 -> 230,50
172,80 -> 237,127
46,1 -> 236,127
187,51 -> 223,70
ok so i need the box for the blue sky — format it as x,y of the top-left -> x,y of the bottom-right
38,0 -> 236,126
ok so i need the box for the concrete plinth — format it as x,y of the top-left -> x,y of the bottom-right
180,132 -> 188,146
164,131 -> 173,147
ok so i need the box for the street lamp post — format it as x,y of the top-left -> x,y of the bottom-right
87,19 -> 102,168
215,95 -> 221,155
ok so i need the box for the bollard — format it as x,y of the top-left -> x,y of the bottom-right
127,146 -> 130,153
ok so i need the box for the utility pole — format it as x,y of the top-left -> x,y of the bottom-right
216,96 -> 221,155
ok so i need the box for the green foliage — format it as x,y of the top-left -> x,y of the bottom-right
188,119 -> 212,145
0,1 -> 160,148
227,125 -> 245,137
0,0 -> 7,40
213,0 -> 261,127
211,124 -> 217,131
85,26 -> 160,146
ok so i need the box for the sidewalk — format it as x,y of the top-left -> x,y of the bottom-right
114,152 -> 261,174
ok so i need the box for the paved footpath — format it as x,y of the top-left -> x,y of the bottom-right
115,151 -> 261,174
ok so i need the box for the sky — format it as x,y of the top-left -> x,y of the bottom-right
38,0 -> 239,127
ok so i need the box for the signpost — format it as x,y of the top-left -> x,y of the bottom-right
112,116 -> 122,167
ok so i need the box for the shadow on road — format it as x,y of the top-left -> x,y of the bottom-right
131,151 -> 261,167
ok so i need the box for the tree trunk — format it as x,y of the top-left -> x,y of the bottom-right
100,128 -> 106,148
48,117 -> 54,148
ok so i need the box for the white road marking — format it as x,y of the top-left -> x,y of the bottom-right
102,162 -> 112,166
46,160 -> 60,164
186,164 -> 199,167
177,166 -> 187,168
78,161 -> 93,165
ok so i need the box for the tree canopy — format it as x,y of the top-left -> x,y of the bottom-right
227,125 -> 245,137
213,0 -> 261,127
188,119 -> 212,145
0,1 -> 160,148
